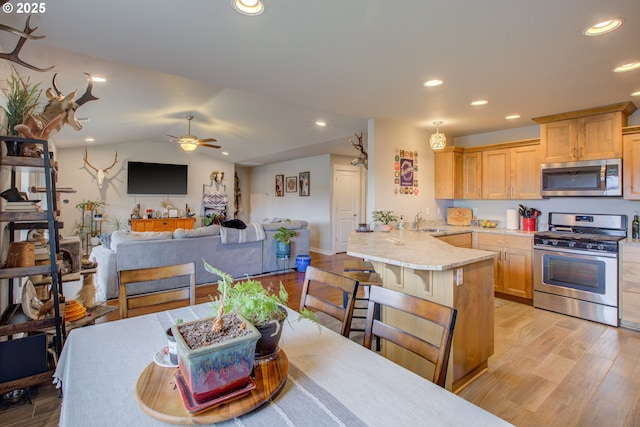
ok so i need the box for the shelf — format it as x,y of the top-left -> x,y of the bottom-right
10,220 -> 64,230
0,370 -> 55,395
0,264 -> 60,280
0,155 -> 56,169
0,211 -> 51,222
0,304 -> 58,336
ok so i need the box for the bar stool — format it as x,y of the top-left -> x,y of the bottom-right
343,259 -> 376,273
342,270 -> 382,348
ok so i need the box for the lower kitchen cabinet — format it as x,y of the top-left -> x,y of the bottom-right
477,233 -> 532,300
620,244 -> 640,330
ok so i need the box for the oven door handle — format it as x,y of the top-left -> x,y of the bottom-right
533,245 -> 617,259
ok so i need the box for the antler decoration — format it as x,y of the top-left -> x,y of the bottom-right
349,132 -> 368,169
83,147 -> 119,189
0,15 -> 54,72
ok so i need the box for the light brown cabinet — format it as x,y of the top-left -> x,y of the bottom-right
481,144 -> 541,199
462,152 -> 482,199
623,130 -> 640,200
534,102 -> 636,163
477,233 -> 532,300
434,147 -> 463,199
436,232 -> 472,248
129,217 -> 196,232
620,244 -> 640,330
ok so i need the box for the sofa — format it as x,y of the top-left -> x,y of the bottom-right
89,220 -> 310,301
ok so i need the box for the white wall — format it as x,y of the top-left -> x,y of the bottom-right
56,142 -> 235,237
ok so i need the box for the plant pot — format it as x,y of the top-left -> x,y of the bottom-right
4,139 -> 20,156
172,314 -> 261,404
255,309 -> 287,358
275,241 -> 291,258
380,224 -> 393,232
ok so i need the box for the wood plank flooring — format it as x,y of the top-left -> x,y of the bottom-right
3,252 -> 640,426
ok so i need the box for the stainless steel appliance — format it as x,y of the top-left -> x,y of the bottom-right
533,212 -> 627,326
540,158 -> 622,197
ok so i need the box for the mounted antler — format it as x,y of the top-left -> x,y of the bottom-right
84,147 -> 119,189
349,132 -> 368,169
52,72 -> 99,107
0,16 -> 54,72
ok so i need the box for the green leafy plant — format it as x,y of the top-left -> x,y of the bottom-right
204,261 -> 318,328
274,227 -> 297,245
109,216 -> 127,231
1,73 -> 41,136
75,199 -> 106,212
372,210 -> 398,224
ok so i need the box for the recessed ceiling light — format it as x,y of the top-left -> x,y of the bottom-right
221,151 -> 229,156
632,90 -> 640,97
505,114 -> 521,120
470,99 -> 488,106
315,121 -> 327,127
584,18 -> 624,36
424,79 -> 444,87
614,62 -> 640,73
232,0 -> 264,16
91,76 -> 106,83
84,138 -> 95,142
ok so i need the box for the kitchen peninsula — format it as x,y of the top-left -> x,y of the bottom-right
348,229 -> 497,392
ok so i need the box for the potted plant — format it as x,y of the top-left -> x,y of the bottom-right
372,210 -> 398,232
1,73 -> 41,154
274,226 -> 297,258
204,262 -> 318,358
171,271 -> 261,404
75,199 -> 106,212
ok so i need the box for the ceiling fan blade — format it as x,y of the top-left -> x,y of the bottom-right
197,142 -> 221,149
167,134 -> 180,140
197,138 -> 218,143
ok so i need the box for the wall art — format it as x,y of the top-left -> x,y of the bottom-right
299,171 -> 310,196
286,176 -> 297,193
275,174 -> 284,197
394,149 -> 419,196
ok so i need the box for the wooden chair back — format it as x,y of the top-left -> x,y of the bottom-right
363,286 -> 457,388
299,265 -> 359,337
118,262 -> 196,319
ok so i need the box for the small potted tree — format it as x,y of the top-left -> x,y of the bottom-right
372,210 -> 398,232
274,227 -> 297,258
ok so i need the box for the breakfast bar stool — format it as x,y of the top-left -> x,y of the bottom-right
342,271 -> 382,347
343,259 -> 376,273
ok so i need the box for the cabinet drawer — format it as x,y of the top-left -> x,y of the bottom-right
622,245 -> 640,263
477,233 -> 531,250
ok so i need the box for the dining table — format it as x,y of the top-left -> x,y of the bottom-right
53,302 -> 513,426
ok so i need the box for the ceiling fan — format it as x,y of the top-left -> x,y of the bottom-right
168,114 -> 221,151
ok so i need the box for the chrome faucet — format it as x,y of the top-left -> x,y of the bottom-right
414,211 -> 424,229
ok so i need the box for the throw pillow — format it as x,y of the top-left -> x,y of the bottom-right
98,233 -> 112,250
173,225 -> 220,239
261,220 -> 306,231
221,219 -> 247,229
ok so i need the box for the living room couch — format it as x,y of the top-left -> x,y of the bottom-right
89,221 -> 310,301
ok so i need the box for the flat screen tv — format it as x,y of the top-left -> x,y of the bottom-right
127,161 -> 188,195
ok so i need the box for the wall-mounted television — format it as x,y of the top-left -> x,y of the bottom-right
127,161 -> 188,195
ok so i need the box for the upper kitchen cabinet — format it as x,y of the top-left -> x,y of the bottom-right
481,140 -> 541,200
434,147 -> 464,199
462,152 -> 482,199
534,102 -> 637,163
623,127 -> 640,200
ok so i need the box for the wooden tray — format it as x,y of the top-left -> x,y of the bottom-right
135,349 -> 289,424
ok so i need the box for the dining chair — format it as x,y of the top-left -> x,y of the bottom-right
118,262 -> 196,319
299,265 -> 359,337
363,286 -> 457,388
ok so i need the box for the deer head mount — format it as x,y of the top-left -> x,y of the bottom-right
0,15 -> 54,72
14,73 -> 99,140
83,147 -> 119,189
349,132 -> 368,169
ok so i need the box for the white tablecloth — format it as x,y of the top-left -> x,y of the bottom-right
54,303 -> 512,426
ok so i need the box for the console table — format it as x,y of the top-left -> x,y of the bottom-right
129,218 -> 196,232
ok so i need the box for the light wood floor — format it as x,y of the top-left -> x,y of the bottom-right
3,252 -> 640,426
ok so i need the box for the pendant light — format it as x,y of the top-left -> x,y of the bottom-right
429,121 -> 447,150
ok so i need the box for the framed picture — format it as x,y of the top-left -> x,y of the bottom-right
275,174 -> 284,197
299,171 -> 310,196
286,176 -> 297,193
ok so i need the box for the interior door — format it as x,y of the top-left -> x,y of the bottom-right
333,165 -> 362,253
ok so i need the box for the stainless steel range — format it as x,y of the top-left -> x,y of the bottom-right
533,212 -> 627,326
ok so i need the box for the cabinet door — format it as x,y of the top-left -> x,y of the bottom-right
620,246 -> 640,329
482,149 -> 510,199
462,152 -> 482,199
436,233 -> 472,248
624,133 -> 640,200
540,119 -> 577,163
175,218 -> 195,229
579,113 -> 622,160
510,145 -> 541,199
477,243 -> 503,292
434,150 -> 463,199
503,247 -> 532,299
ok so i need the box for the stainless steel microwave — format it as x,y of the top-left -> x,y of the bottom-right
540,159 -> 621,197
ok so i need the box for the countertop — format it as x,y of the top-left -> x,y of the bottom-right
347,228 -> 498,271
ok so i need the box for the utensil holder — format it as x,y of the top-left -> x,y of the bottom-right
522,218 -> 536,232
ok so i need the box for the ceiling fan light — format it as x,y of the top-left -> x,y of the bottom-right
233,0 -> 264,15
180,142 -> 198,152
429,121 -> 447,151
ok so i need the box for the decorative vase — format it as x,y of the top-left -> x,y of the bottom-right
275,241 -> 291,258
255,308 -> 287,358
380,224 -> 393,232
172,314 -> 261,404
4,139 -> 20,156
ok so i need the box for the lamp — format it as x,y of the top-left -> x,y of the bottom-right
233,0 -> 264,15
180,140 -> 198,152
429,121 -> 447,150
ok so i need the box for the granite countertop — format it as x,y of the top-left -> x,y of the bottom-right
620,238 -> 640,247
434,225 -> 537,237
347,229 -> 498,271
